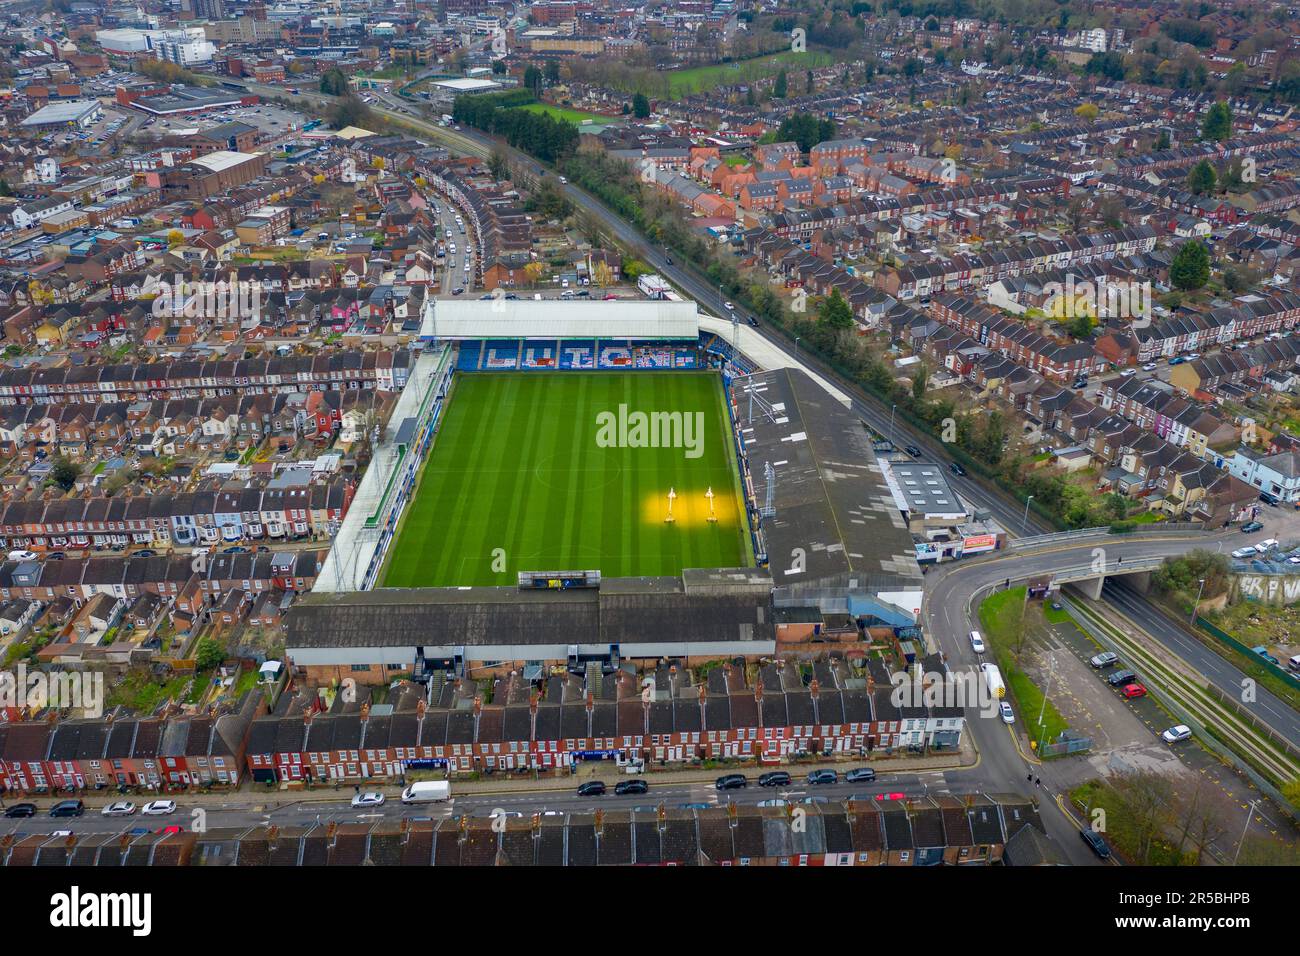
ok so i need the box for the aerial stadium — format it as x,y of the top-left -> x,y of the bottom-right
291,296 -> 923,686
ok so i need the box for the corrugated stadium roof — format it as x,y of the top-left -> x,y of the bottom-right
427,299 -> 700,340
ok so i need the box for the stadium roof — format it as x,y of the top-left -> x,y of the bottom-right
729,368 -> 923,604
426,299 -> 700,340
431,77 -> 502,93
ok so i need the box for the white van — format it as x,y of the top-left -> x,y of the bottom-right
7,550 -> 37,562
1288,655 -> 1300,674
400,781 -> 450,804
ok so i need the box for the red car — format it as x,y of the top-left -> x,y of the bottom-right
158,825 -> 184,835
1121,683 -> 1147,699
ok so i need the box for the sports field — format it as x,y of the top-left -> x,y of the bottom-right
381,372 -> 753,587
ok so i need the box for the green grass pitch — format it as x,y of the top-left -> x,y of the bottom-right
381,371 -> 754,587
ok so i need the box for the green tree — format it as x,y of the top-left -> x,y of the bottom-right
523,64 -> 543,95
1199,101 -> 1232,142
773,69 -> 788,99
911,363 -> 929,401
543,61 -> 561,85
817,289 -> 853,330
194,636 -> 226,671
49,456 -> 80,492
1186,159 -> 1216,195
326,95 -> 372,130
1153,130 -> 1171,151
0,178 -> 11,197
1170,239 -> 1211,291
319,67 -> 350,96
632,92 -> 650,118
488,148 -> 510,182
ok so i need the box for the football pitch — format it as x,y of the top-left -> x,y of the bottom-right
381,371 -> 754,587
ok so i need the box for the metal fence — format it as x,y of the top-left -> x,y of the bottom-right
1040,734 -> 1093,757
1195,616 -> 1300,696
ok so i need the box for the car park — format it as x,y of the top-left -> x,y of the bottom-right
1107,669 -> 1138,687
807,769 -> 838,785
577,781 -> 606,796
1089,651 -> 1119,669
1121,683 -> 1147,699
614,779 -> 648,796
1161,725 -> 1192,744
758,771 -> 791,787
845,767 -> 876,783
715,774 -> 747,790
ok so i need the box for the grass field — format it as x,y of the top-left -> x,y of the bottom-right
666,51 -> 836,98
382,372 -> 752,588
515,103 -> 611,125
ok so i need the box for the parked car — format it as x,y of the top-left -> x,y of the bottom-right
158,825 -> 184,835
1080,827 -> 1111,859
49,800 -> 84,818
576,781 -> 606,797
1231,546 -> 1258,558
1255,539 -> 1280,554
1107,669 -> 1138,687
101,801 -> 136,817
807,769 -> 838,785
141,800 -> 176,816
1089,651 -> 1119,669
1121,683 -> 1147,699
1161,725 -> 1192,744
614,779 -> 648,796
350,791 -> 385,808
845,767 -> 876,783
758,771 -> 791,787
3,803 -> 36,818
1241,521 -> 1264,533
715,774 -> 747,791
999,701 -> 1015,723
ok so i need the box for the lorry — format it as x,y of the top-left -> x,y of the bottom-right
400,781 -> 451,804
980,663 -> 1006,700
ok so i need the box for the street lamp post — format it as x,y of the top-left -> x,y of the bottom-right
793,337 -> 801,361
1190,578 -> 1206,626
1022,495 -> 1034,533
1233,800 -> 1258,866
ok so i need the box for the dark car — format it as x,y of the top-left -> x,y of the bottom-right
46,552 -> 64,561
222,546 -> 249,554
3,803 -> 36,818
807,769 -> 838,785
576,781 -> 606,797
1260,493 -> 1280,507
1242,521 -> 1264,533
747,316 -> 759,327
949,462 -> 966,477
1080,827 -> 1111,859
904,445 -> 922,458
758,771 -> 791,787
614,779 -> 648,796
133,549 -> 155,558
845,767 -> 876,784
49,799 -> 85,818
715,774 -> 747,791
1107,669 -> 1138,687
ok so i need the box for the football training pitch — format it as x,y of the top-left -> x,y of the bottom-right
381,371 -> 753,588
